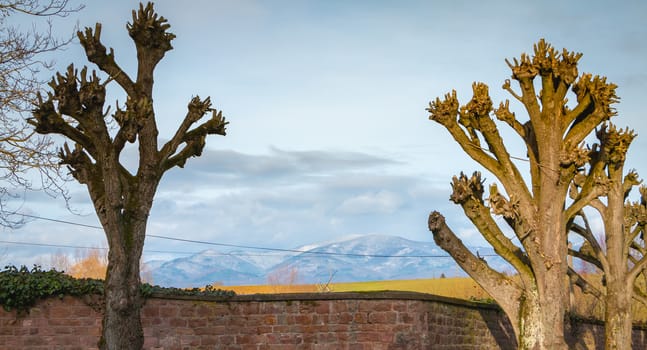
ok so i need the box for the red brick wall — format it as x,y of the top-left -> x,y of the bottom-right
0,295 -> 101,349
1,291 -> 645,349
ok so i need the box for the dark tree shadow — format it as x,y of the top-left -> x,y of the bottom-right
477,308 -> 517,349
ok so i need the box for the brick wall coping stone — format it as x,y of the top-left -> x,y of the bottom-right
149,290 -> 500,310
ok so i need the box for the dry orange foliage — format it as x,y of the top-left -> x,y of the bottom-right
69,248 -> 107,279
49,248 -> 153,283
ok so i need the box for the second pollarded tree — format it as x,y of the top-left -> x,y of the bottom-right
427,39 -> 619,350
568,124 -> 646,349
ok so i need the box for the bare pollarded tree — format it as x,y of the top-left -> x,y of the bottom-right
29,3 -> 228,349
427,40 -> 620,349
0,0 -> 83,226
568,124 -> 647,349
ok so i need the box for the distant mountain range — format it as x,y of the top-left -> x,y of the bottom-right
147,235 -> 510,288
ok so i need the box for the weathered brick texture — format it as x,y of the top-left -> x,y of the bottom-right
1,291 -> 646,349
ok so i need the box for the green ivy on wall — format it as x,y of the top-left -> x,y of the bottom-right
0,265 -> 235,314
0,265 -> 103,312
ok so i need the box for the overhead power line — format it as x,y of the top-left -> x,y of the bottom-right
0,240 -> 275,257
16,213 -> 102,229
5,212 -> 499,258
0,239 -> 477,259
0,239 -> 471,259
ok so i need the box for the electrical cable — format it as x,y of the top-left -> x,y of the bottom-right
4,212 -> 499,258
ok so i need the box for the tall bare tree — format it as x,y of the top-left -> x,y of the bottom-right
29,3 -> 228,349
0,0 -> 82,226
426,40 -> 619,349
568,124 -> 646,349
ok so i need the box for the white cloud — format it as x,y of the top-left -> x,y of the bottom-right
337,190 -> 403,215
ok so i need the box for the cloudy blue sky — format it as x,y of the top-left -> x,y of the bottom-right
2,0 -> 646,268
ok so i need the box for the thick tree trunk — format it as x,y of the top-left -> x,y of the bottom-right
100,250 -> 144,350
534,267 -> 568,349
533,214 -> 568,349
515,276 -> 567,350
527,132 -> 569,350
605,277 -> 632,350
604,205 -> 633,350
518,289 -> 543,350
98,216 -> 147,350
511,269 -> 568,350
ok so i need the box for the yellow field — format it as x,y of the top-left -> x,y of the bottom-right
223,277 -> 491,301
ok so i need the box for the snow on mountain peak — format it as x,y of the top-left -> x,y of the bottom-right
148,234 -> 506,288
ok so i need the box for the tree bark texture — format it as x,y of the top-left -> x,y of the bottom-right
605,274 -> 632,350
101,228 -> 146,350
